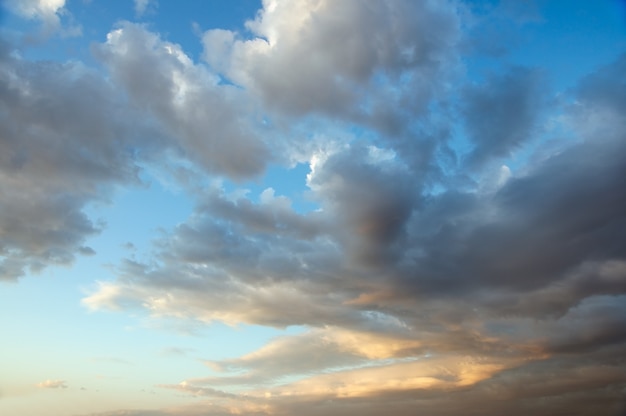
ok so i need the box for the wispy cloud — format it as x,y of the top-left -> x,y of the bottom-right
134,0 -> 157,18
37,379 -> 68,389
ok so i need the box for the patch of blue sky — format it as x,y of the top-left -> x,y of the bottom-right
83,175 -> 193,266
463,0 -> 626,84
0,261 -> 299,399
150,0 -> 262,60
506,0 -> 626,91
454,0 -> 626,188
222,163 -> 320,214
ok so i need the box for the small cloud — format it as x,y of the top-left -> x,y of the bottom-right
160,347 -> 195,357
37,379 -> 67,389
79,246 -> 96,256
134,0 -> 156,18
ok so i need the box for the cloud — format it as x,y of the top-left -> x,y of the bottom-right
461,66 -> 547,168
134,0 -> 156,18
202,0 -> 461,132
196,329 -> 373,385
84,44 -> 626,324
78,411 -> 174,416
37,379 -> 68,389
93,22 -> 270,180
3,0 -> 65,24
307,144 -> 416,267
3,0 -> 625,415
157,382 -> 241,399
0,18 -> 287,280
81,31 -> 626,414
0,40 -> 157,280
2,0 -> 80,39
159,347 -> 195,357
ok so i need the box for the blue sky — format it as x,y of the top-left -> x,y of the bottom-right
1,1 -> 626,415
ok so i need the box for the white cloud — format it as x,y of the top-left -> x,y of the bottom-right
134,0 -> 156,17
3,0 -> 80,38
37,379 -> 68,389
94,23 -> 270,179
4,0 -> 65,20
202,0 -> 461,129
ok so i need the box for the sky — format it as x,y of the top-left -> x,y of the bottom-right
0,0 -> 626,415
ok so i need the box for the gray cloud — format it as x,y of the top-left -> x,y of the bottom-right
0,18 -> 292,280
461,66 -> 547,168
4,1 -> 625,415
0,40 -> 156,280
82,39 -> 626,416
94,22 -> 270,180
202,0 -> 461,133
307,144 -> 417,268
85,50 -> 626,335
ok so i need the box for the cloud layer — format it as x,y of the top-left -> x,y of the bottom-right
2,0 -> 625,415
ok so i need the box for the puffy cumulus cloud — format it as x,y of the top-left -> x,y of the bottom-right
2,0 -> 80,39
202,0 -> 461,132
3,0 -> 64,24
93,22 -> 270,180
0,40 -> 161,280
37,379 -> 68,389
1,18 -> 293,280
307,144 -> 416,267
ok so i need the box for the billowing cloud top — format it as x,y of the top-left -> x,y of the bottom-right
1,0 -> 626,415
